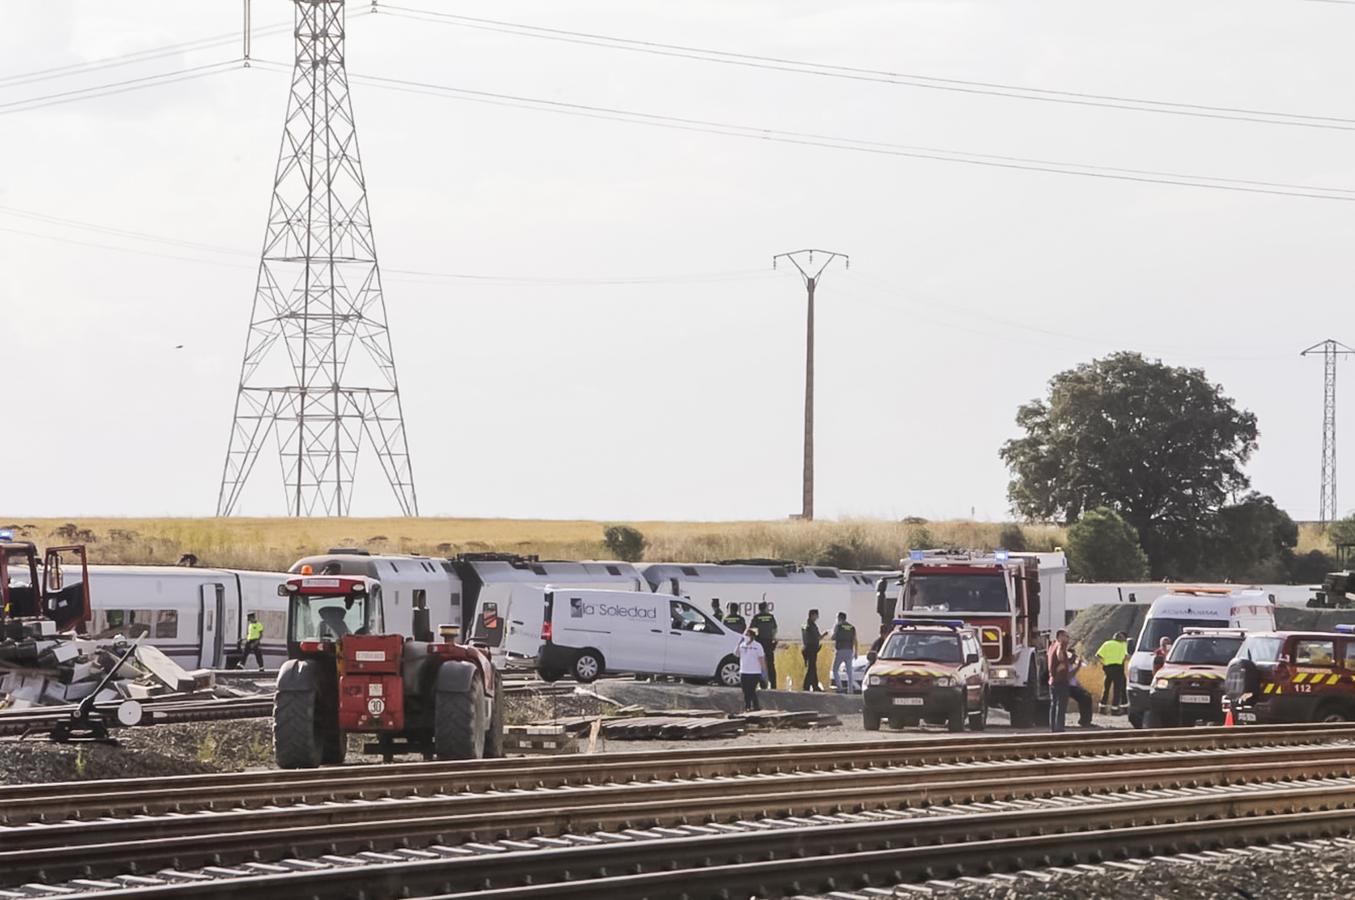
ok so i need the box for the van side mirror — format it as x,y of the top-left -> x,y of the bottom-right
965,652 -> 979,665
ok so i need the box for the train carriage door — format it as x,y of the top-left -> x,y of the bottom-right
199,583 -> 225,668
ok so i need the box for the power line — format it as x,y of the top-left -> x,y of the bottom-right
0,206 -> 771,286
247,60 -> 1355,202
0,61 -> 240,116
380,4 -> 1355,133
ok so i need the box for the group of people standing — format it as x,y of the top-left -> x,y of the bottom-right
718,599 -> 859,712
1046,629 -> 1130,731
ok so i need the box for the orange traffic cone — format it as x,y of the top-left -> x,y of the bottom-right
1223,708 -> 1235,728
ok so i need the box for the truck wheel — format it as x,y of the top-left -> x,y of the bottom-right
947,696 -> 966,732
969,696 -> 988,732
484,682 -> 505,758
863,707 -> 882,731
716,656 -> 741,688
573,650 -> 602,683
1315,704 -> 1350,723
274,690 -> 321,769
435,674 -> 487,760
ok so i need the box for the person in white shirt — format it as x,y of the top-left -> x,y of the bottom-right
737,628 -> 767,711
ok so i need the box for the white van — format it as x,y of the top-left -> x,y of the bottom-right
537,587 -> 743,687
641,561 -> 855,648
1126,586 -> 1275,727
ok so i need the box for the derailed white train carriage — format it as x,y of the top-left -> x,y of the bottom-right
85,565 -> 291,669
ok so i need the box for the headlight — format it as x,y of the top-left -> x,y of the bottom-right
934,675 -> 955,687
992,668 -> 1012,679
1154,678 -> 1169,689
868,675 -> 881,686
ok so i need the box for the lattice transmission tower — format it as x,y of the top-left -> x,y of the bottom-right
218,0 -> 417,517
1301,339 -> 1355,525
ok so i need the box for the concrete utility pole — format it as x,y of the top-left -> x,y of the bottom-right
1301,339 -> 1355,525
772,249 -> 848,521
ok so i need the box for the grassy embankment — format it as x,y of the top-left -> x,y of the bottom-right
3,517 -> 1073,572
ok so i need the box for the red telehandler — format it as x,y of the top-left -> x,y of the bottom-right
273,572 -> 504,767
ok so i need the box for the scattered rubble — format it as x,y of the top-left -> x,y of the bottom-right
0,619 -> 232,714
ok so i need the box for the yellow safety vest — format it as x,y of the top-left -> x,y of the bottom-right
247,621 -> 264,642
1095,639 -> 1127,665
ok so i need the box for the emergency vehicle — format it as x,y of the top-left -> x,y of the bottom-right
1126,587 -> 1274,728
273,571 -> 503,766
1146,628 -> 1245,726
1223,626 -> 1355,724
862,619 -> 988,732
895,550 -> 1066,727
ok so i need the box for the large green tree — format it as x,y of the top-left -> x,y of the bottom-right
1001,352 -> 1258,576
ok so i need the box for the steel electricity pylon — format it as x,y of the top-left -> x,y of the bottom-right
218,0 -> 417,517
772,249 -> 848,521
1301,339 -> 1355,525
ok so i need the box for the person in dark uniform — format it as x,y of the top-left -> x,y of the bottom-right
710,598 -> 723,619
801,609 -> 825,691
751,602 -> 778,690
830,612 -> 858,693
722,601 -> 747,636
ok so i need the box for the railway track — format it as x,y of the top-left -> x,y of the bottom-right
1,723 -> 1353,897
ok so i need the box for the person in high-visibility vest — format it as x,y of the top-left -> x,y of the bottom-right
244,612 -> 265,670
1094,630 -> 1129,715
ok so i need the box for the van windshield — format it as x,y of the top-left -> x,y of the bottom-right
1167,636 -> 1243,666
1139,618 -> 1228,650
904,575 -> 1008,613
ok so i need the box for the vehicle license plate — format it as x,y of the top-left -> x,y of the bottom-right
893,697 -> 925,706
1238,711 -> 1257,723
1179,694 -> 1211,705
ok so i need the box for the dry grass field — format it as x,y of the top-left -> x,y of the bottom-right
3,517 -> 1070,572
2,516 -> 1331,575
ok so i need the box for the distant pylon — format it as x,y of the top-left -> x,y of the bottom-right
772,249 -> 848,521
218,0 -> 417,517
1301,339 -> 1355,525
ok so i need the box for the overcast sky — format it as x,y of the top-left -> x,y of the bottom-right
4,0 -> 1354,522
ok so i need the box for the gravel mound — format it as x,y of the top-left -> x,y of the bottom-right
917,841 -> 1355,899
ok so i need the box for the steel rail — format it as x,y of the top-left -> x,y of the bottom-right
49,780 -> 1355,898
5,747 -> 1355,885
3,723 -> 1351,824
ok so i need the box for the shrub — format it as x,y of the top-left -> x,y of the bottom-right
603,525 -> 648,562
1066,508 -> 1150,582
905,526 -> 935,552
997,523 -> 1028,552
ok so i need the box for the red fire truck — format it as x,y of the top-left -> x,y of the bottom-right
894,551 -> 1067,727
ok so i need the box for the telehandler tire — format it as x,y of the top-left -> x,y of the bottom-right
274,690 -> 322,769
485,681 -> 506,758
435,673 -> 487,760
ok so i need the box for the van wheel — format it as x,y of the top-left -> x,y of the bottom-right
538,668 -> 563,683
716,656 -> 741,688
573,650 -> 602,683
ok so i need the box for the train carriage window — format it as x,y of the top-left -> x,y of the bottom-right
771,568 -> 789,578
680,567 -> 699,577
813,569 -> 838,579
126,610 -> 152,639
93,609 -> 126,639
155,610 -> 179,639
606,565 -> 621,576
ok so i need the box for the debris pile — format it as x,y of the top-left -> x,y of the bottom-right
0,619 -> 219,711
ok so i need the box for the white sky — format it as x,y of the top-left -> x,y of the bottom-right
3,0 -> 1353,522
